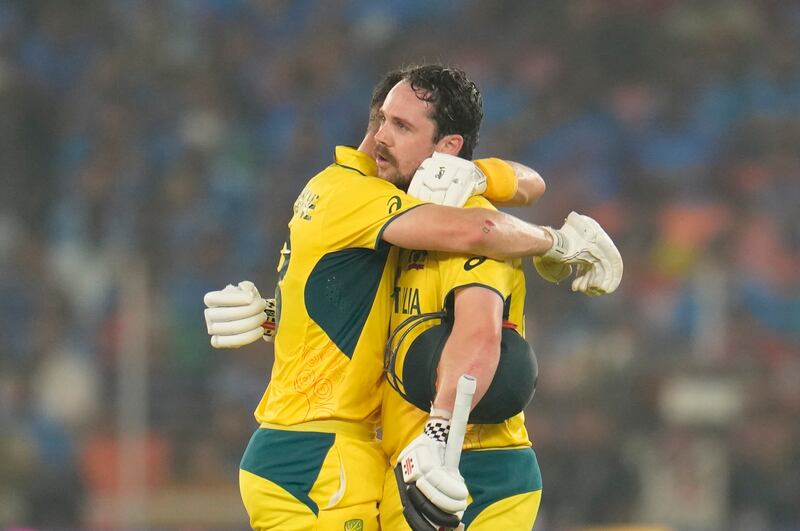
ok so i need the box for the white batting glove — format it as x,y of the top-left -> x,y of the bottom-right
396,417 -> 468,530
407,152 -> 487,206
204,281 -> 269,348
533,256 -> 572,284
535,212 -> 623,295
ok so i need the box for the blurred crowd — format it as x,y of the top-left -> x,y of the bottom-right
0,0 -> 798,529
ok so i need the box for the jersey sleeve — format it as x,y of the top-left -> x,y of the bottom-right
324,175 -> 427,250
437,251 -> 514,307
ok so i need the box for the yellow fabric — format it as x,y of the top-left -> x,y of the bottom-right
382,195 -> 530,465
255,146 -> 426,428
240,469 -> 316,530
475,158 -> 518,203
378,466 -> 541,530
378,466 -> 412,531
467,490 -> 541,530
259,419 -> 376,441
240,434 -> 387,531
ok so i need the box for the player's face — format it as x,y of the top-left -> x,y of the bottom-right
373,81 -> 442,189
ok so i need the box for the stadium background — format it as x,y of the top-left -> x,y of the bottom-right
1,0 -> 798,529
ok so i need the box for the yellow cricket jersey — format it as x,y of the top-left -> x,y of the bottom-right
254,146 -> 426,430
382,195 -> 531,463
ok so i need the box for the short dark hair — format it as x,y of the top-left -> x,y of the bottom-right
369,68 -> 406,124
402,65 -> 483,159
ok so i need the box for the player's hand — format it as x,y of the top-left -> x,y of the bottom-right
407,152 -> 487,207
204,281 -> 270,348
395,418 -> 468,530
536,211 -> 623,295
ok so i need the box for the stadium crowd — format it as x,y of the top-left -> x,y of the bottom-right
0,0 -> 798,528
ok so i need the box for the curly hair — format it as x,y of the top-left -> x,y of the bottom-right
402,65 -> 484,159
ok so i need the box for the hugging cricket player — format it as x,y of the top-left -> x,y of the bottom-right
204,65 -> 622,530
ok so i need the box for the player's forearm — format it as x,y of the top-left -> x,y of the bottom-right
501,161 -> 546,206
382,205 -> 553,259
475,158 -> 546,207
469,208 -> 554,259
433,331 -> 500,413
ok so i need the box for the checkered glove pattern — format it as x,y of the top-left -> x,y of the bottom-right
423,418 -> 450,444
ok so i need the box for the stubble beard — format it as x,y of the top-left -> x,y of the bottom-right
375,145 -> 412,190
378,167 -> 412,191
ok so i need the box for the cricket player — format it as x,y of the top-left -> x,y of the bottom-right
381,198 -> 542,530
204,65 -> 622,530
376,68 -> 622,531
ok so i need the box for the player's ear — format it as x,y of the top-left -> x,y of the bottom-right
435,134 -> 464,156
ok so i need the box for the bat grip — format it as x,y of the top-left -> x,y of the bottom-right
444,375 -> 476,473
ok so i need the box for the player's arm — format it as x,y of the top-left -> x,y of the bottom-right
394,286 -> 503,530
408,153 -> 544,207
383,206 -> 622,295
432,286 -> 502,411
382,203 -> 553,259
388,154 -> 553,259
496,160 -> 546,206
474,158 -> 546,207
399,154 -> 621,296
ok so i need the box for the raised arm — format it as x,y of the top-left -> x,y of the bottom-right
498,161 -> 546,206
474,158 -> 546,207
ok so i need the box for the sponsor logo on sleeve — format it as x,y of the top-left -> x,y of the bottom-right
464,256 -> 487,271
388,195 -> 402,213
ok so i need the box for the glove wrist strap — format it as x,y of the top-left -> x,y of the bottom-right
542,226 -> 569,261
423,417 -> 451,444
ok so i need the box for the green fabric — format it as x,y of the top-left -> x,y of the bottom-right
460,448 -> 542,528
239,428 -> 335,515
305,247 -> 389,359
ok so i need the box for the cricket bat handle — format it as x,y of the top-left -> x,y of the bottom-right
444,374 -> 476,473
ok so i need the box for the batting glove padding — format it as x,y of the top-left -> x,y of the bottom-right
532,255 -> 573,284
204,281 -> 268,348
536,211 -> 623,295
395,464 -> 461,531
407,152 -> 487,206
395,418 -> 468,530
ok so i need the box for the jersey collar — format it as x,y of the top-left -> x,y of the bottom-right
334,146 -> 377,177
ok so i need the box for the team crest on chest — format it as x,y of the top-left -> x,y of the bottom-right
344,519 -> 364,531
